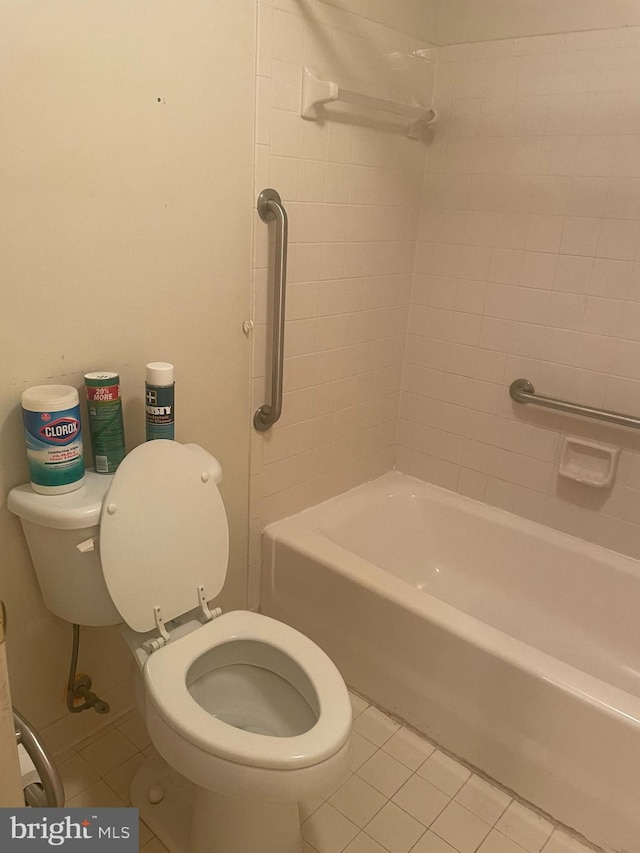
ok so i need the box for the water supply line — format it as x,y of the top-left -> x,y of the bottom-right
66,624 -> 110,715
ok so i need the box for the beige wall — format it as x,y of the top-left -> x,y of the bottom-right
398,23 -> 640,559
0,0 -> 255,752
437,0 -> 640,45
249,0 -> 435,606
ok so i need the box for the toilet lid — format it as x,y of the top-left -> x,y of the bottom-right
100,441 -> 229,633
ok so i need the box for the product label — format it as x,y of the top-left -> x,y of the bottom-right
39,417 -> 80,444
23,405 -> 84,488
87,384 -> 120,402
85,382 -> 125,474
145,384 -> 174,440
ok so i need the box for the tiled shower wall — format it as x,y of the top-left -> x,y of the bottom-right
249,0 -> 435,604
397,26 -> 640,559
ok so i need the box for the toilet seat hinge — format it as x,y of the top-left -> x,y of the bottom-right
142,606 -> 171,655
197,586 -> 221,623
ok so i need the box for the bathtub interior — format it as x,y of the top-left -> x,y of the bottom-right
313,473 -> 640,698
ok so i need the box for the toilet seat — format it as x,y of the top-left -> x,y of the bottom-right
99,441 -> 229,632
143,610 -> 351,770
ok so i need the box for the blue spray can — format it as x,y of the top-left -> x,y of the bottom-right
145,362 -> 175,441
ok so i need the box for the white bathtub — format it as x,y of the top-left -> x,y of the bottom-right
261,471 -> 640,853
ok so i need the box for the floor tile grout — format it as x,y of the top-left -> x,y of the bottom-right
302,690 -> 599,853
55,690 -> 601,853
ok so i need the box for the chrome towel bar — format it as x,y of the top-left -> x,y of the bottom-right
509,378 -> 640,430
301,67 -> 436,139
254,188 -> 288,432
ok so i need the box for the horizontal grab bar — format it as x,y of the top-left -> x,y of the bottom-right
509,378 -> 640,430
14,707 -> 65,807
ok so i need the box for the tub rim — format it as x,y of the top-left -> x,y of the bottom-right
264,473 -> 640,729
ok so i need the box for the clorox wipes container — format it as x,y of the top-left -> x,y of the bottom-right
21,385 -> 85,494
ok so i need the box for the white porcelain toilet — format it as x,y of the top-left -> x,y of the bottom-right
8,441 -> 352,853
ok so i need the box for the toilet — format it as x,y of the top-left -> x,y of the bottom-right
8,441 -> 352,853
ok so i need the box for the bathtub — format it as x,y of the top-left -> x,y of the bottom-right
261,471 -> 640,853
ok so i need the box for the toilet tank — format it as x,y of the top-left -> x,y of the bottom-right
8,473 -> 122,626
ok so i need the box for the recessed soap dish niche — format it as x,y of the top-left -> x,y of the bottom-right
558,436 -> 620,488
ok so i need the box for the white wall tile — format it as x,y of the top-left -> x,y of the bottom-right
552,255 -> 593,294
272,9 -> 304,64
396,21 -> 640,558
597,219 -> 640,260
255,7 -> 640,591
252,0 -> 439,581
271,109 -> 301,157
271,60 -> 302,112
256,4 -> 274,78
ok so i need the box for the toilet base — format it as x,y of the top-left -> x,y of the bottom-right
130,752 -> 303,853
131,752 -> 192,853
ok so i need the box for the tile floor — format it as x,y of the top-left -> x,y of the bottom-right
52,692 -> 598,853
302,693 -> 597,853
54,708 -> 166,851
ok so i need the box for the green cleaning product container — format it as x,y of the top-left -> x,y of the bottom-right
84,372 -> 126,474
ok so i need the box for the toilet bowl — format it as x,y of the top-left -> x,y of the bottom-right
8,441 -> 352,853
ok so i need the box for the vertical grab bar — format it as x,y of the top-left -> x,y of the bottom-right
254,188 -> 288,432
